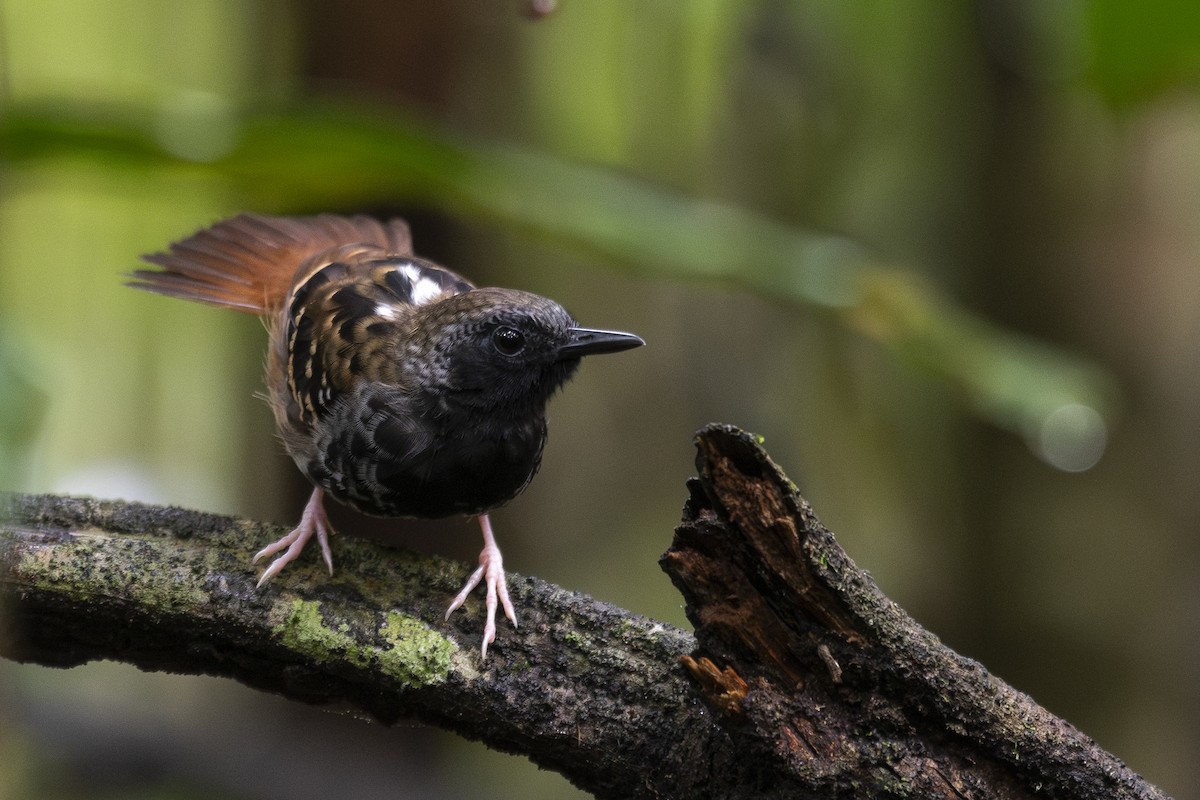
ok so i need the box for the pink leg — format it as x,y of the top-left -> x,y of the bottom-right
253,487 -> 336,587
445,513 -> 518,659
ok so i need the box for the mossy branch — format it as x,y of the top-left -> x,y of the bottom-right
0,426 -> 1170,800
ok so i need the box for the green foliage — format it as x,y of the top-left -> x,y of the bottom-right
1087,0 -> 1200,106
0,98 -> 1117,451
0,326 -> 46,487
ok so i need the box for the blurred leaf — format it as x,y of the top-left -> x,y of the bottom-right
1086,0 -> 1200,106
0,98 -> 1118,452
0,324 -> 47,486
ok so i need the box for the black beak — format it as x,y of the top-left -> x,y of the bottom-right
558,327 -> 645,359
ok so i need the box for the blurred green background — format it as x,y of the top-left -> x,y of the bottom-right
2,1 -> 1198,798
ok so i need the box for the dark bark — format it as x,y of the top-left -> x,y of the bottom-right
0,424 -> 1170,799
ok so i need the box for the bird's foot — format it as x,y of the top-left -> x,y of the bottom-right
253,487 -> 335,587
445,514 -> 517,659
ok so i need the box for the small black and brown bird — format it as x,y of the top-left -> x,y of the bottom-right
130,212 -> 643,657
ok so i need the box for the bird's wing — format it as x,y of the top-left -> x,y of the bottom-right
129,213 -> 416,314
283,253 -> 473,423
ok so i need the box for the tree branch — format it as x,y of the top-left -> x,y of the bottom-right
0,425 -> 1170,799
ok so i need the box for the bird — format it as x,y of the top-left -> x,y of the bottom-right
129,212 -> 644,658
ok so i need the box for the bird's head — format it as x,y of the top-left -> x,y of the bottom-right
404,288 -> 643,418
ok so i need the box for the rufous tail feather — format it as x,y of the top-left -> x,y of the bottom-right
128,212 -> 414,314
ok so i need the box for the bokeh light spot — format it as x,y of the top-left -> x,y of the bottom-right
1036,402 -> 1107,472
154,90 -> 239,163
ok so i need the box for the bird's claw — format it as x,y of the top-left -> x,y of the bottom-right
253,488 -> 335,586
446,515 -> 517,659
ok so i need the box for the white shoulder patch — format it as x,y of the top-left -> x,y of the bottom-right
378,258 -> 471,309
412,277 -> 447,305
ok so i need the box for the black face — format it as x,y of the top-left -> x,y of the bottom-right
446,302 -> 582,414
419,288 -> 643,419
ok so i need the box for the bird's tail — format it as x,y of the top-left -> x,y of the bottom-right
129,212 -> 414,314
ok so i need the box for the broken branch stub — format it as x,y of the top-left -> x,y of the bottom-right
660,423 -> 1166,800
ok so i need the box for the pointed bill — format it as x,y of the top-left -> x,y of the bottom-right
558,328 -> 645,359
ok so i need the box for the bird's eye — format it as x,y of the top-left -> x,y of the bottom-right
492,326 -> 526,356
